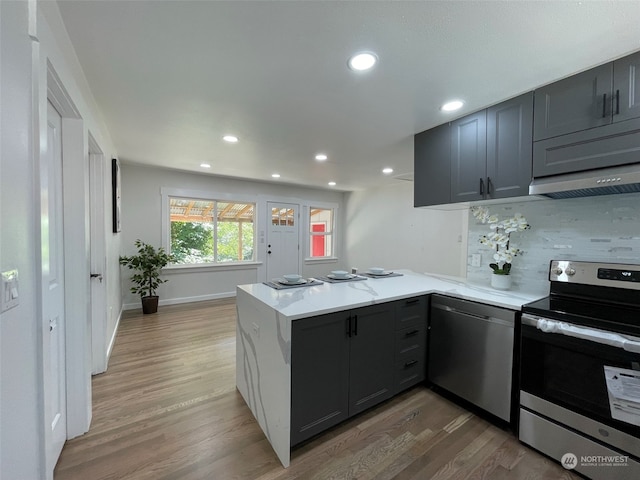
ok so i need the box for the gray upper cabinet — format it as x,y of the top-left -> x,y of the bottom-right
613,53 -> 640,123
533,51 -> 640,177
451,111 -> 487,203
486,92 -> 534,199
414,93 -> 533,207
414,123 -> 451,207
533,64 -> 612,141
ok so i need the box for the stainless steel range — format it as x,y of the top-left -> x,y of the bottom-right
519,260 -> 640,480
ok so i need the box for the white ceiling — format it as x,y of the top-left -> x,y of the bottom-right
55,0 -> 640,191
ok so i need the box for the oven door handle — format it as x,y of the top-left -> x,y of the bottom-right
522,314 -> 640,353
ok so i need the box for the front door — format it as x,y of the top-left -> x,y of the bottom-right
266,202 -> 300,280
42,101 -> 67,471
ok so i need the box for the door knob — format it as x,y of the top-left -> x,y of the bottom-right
90,273 -> 103,283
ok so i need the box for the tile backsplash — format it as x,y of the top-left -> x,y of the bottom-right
466,193 -> 640,296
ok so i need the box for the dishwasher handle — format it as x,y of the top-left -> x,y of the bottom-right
432,302 -> 514,328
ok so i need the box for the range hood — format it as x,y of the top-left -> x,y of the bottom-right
529,163 -> 640,199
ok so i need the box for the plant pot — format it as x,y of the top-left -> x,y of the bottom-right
491,274 -> 512,290
141,296 -> 159,314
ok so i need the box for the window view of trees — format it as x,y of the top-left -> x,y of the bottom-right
169,198 -> 255,265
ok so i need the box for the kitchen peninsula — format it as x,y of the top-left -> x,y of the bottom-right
235,271 -> 542,467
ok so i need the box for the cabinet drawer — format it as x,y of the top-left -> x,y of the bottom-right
395,324 -> 426,364
395,357 -> 426,393
395,296 -> 427,330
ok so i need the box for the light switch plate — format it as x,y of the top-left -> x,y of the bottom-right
1,269 -> 19,313
471,254 -> 482,267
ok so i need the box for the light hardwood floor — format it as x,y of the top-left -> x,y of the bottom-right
55,299 -> 578,480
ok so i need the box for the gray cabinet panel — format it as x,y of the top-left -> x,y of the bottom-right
533,64 -> 612,141
451,111 -> 487,202
613,52 -> 640,124
290,311 -> 350,445
349,303 -> 395,416
533,117 -> 640,177
395,295 -> 427,329
486,93 -> 533,198
414,123 -> 451,207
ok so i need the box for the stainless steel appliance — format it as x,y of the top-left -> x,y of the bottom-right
429,295 -> 515,423
520,260 -> 640,479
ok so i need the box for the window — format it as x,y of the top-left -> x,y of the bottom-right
169,197 -> 255,265
309,208 -> 334,258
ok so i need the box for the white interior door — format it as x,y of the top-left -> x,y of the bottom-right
89,149 -> 107,374
42,101 -> 67,471
266,202 -> 300,279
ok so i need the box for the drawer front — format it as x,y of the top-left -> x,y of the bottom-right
395,324 -> 426,363
394,324 -> 426,393
395,357 -> 426,393
395,296 -> 427,330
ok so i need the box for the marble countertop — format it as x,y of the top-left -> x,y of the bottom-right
237,270 -> 547,320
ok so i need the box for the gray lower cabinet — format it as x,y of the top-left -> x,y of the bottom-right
394,296 -> 428,393
290,297 -> 427,445
290,302 -> 395,445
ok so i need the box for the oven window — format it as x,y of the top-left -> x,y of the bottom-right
521,325 -> 640,437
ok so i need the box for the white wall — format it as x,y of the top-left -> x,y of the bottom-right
344,182 -> 468,276
1,2 -> 121,478
466,193 -> 640,295
120,164 -> 345,309
1,2 -> 43,479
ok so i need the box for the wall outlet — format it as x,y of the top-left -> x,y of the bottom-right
471,254 -> 482,268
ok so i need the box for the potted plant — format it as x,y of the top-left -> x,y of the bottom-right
470,206 -> 530,290
119,239 -> 174,314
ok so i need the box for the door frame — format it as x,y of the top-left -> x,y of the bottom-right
88,134 -> 108,374
38,61 -> 92,478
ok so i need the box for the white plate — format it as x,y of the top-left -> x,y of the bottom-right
327,274 -> 354,280
275,278 -> 307,285
367,270 -> 393,276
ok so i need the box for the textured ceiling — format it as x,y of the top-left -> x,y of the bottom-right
55,0 -> 640,191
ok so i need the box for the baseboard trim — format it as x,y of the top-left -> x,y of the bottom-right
122,291 -> 236,311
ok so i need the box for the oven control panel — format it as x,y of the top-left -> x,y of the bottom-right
549,260 -> 640,289
597,268 -> 640,282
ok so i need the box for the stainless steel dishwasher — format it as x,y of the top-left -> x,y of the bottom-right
428,294 -> 515,422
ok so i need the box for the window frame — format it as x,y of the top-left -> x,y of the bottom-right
305,204 -> 338,262
161,188 -> 258,269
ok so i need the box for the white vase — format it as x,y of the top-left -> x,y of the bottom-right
491,273 -> 512,290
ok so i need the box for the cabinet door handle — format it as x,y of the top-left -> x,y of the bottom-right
602,93 -> 607,118
353,315 -> 358,336
487,176 -> 493,196
616,89 -> 620,115
404,359 -> 418,368
405,329 -> 420,337
405,298 -> 420,305
479,178 -> 484,195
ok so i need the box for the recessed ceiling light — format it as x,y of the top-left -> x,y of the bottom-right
348,52 -> 378,71
382,167 -> 394,174
328,181 -> 336,186
223,135 -> 239,143
200,163 -> 211,168
271,173 -> 281,178
315,154 -> 328,161
441,100 -> 464,112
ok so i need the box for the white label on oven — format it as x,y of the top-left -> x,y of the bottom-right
604,366 -> 640,427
